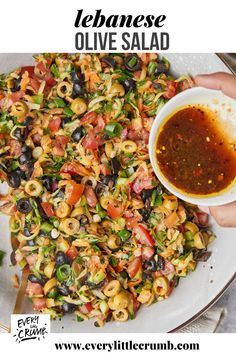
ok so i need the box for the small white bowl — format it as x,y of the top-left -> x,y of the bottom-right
149,87 -> 236,206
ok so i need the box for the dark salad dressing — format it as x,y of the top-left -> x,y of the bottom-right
156,105 -> 236,195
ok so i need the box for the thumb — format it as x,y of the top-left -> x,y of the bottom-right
209,201 -> 236,227
194,72 -> 236,100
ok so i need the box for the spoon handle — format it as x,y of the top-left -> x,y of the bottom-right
13,267 -> 29,315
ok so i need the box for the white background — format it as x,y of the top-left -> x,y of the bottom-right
0,0 -> 235,52
1,332 -> 236,353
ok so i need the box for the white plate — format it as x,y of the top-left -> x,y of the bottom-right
0,54 -> 236,333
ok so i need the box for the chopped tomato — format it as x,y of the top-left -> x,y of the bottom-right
35,61 -> 56,87
66,246 -> 79,261
8,139 -> 22,157
163,81 -> 178,99
26,254 -> 38,265
48,116 -> 61,133
29,77 -> 41,92
94,114 -> 105,133
142,246 -> 155,260
80,303 -> 93,314
26,282 -> 43,296
115,261 -> 124,273
129,293 -> 140,313
36,61 -> 47,74
161,260 -> 175,275
127,128 -> 149,144
178,224 -> 185,233
56,135 -> 69,146
65,181 -> 84,206
124,211 -> 141,230
32,298 -> 47,310
100,163 -> 111,176
133,224 -> 155,247
41,202 -> 55,217
80,111 -> 97,125
82,132 -> 103,150
107,202 -> 123,219
133,71 -> 141,80
52,135 -> 68,157
127,257 -> 142,279
132,176 -> 153,194
60,161 -> 90,176
44,72 -> 56,87
21,66 -> 35,78
193,211 -> 208,226
84,186 -> 97,207
10,90 -> 25,103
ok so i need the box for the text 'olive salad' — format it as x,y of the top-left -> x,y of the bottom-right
0,53 -> 215,327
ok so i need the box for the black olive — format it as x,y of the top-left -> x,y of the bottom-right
80,214 -> 89,226
22,116 -> 34,131
55,251 -> 69,265
152,82 -> 162,90
156,255 -> 165,270
61,117 -> 71,128
62,302 -> 77,314
18,150 -> 33,165
124,54 -> 141,72
41,175 -> 53,192
86,279 -> 106,290
143,259 -> 157,272
72,82 -> 85,97
111,157 -> 121,175
71,127 -> 84,142
103,134 -> 110,140
27,239 -> 35,246
100,174 -> 117,187
71,69 -> 84,84
23,226 -> 31,237
37,202 -> 49,220
140,208 -> 150,222
122,78 -> 136,93
56,188 -> 65,199
57,285 -> 71,296
28,274 -> 46,286
16,198 -> 32,214
140,189 -> 153,202
193,250 -> 212,262
0,150 -> 9,158
156,185 -> 163,195
95,182 -> 107,198
8,170 -> 21,188
21,145 -> 32,154
101,56 -> 116,69
13,127 -> 28,142
10,251 -> 17,266
106,312 -> 112,323
24,162 -> 34,180
142,271 -> 153,281
154,61 -> 169,76
11,77 -> 21,92
0,162 -> 7,172
28,274 -> 47,285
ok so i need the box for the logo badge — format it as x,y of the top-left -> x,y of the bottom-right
11,314 -> 50,343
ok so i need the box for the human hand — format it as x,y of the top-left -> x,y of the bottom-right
194,72 -> 236,227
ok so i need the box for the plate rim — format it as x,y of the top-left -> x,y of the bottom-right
169,272 -> 236,332
1,53 -> 235,333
